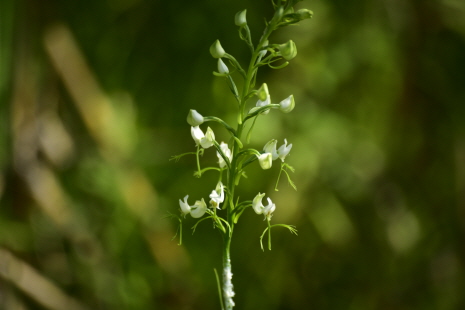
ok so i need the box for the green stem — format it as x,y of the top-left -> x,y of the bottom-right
222,235 -> 234,310
219,15 -> 279,309
196,145 -> 201,176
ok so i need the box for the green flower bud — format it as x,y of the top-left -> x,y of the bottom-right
278,40 -> 297,61
279,95 -> 295,113
256,83 -> 269,101
187,109 -> 204,126
210,40 -> 225,58
295,9 -> 313,20
235,9 -> 247,27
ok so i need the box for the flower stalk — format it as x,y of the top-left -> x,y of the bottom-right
171,1 -> 312,308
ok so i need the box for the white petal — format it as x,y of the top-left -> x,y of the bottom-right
191,126 -> 205,146
263,197 -> 276,220
200,127 -> 215,148
252,192 -> 266,214
218,58 -> 229,74
263,139 -> 279,160
190,199 -> 207,218
277,139 -> 293,161
179,195 -> 191,215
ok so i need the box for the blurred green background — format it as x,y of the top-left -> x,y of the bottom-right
1,0 -> 465,309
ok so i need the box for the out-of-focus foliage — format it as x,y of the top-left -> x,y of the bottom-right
1,0 -> 465,309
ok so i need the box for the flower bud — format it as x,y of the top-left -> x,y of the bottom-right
187,109 -> 204,126
272,6 -> 284,23
278,40 -> 297,61
210,40 -> 226,58
235,9 -> 247,26
257,152 -> 273,170
218,58 -> 229,74
256,83 -> 269,101
295,9 -> 313,20
279,95 -> 295,113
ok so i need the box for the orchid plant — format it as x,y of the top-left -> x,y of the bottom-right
171,1 -> 312,308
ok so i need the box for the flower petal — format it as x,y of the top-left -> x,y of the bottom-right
190,198 -> 207,218
179,195 -> 191,215
252,193 -> 266,214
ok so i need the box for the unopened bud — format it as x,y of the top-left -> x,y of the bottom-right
257,153 -> 273,170
210,40 -> 225,58
279,95 -> 295,113
278,40 -> 297,61
235,9 -> 247,27
187,109 -> 204,126
256,83 -> 269,101
295,9 -> 313,20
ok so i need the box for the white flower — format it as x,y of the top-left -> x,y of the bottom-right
252,193 -> 276,221
191,126 -> 215,148
257,152 -> 272,169
217,142 -> 232,168
187,109 -> 204,126
263,139 -> 279,160
179,195 -> 207,218
277,139 -> 292,161
279,95 -> 295,113
209,182 -> 225,209
218,58 -> 229,74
